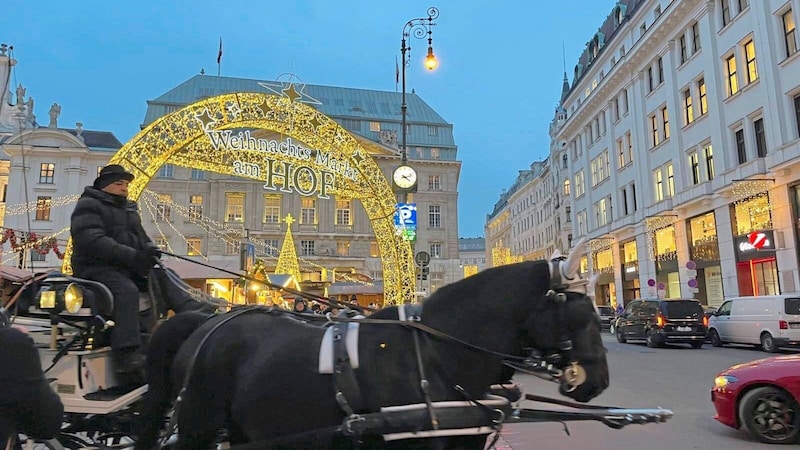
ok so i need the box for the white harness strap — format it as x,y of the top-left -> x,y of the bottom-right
318,321 -> 362,374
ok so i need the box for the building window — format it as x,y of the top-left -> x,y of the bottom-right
429,205 -> 441,228
621,188 -> 629,215
563,179 -> 571,195
743,40 -> 758,83
734,128 -> 747,164
30,251 -> 46,262
738,0 -> 748,12
300,240 -> 315,256
783,10 -> 797,58
690,152 -> 700,184
189,195 -> 203,220
657,57 -> 664,84
264,239 -> 279,257
679,35 -> 688,64
430,243 -> 442,258
613,97 -> 620,121
704,145 -> 715,180
565,206 -> 572,222
335,198 -> 352,225
754,118 -> 767,157
650,114 -> 660,147
225,193 -> 244,223
190,168 -> 205,180
661,106 -> 670,140
794,94 -> 800,138
369,241 -> 380,257
224,240 -> 238,255
721,0 -> 731,26
562,153 -> 568,168
430,148 -> 440,159
692,22 -> 701,52
594,198 -> 609,226
622,89 -> 629,114
157,164 -> 174,178
336,241 -> 350,256
726,55 -> 739,96
35,196 -> 51,221
369,121 -> 381,132
616,138 -> 625,168
575,170 -> 585,197
631,183 -> 638,211
341,119 -> 361,133
156,194 -> 172,222
39,163 -> 55,184
187,238 -> 202,256
666,163 -> 675,197
625,132 -> 633,165
647,66 -> 654,92
156,237 -> 170,252
263,194 -> 281,224
684,89 -> 694,125
301,197 -> 316,224
577,210 -> 588,236
698,78 -> 708,115
654,169 -> 664,202
428,174 -> 441,190
428,125 -> 438,136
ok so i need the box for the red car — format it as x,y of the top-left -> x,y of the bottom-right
711,355 -> 800,444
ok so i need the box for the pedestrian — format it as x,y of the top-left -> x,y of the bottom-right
0,310 -> 64,447
70,164 -> 161,385
292,297 -> 309,314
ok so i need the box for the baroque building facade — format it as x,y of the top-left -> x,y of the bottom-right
489,0 -> 800,309
0,59 -> 462,300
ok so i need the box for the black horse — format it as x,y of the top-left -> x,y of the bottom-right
137,245 -> 609,449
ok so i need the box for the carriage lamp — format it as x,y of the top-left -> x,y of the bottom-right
38,282 -> 84,314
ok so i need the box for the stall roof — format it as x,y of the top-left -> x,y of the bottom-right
328,281 -> 384,295
162,259 -> 243,280
0,265 -> 38,283
267,274 -> 301,291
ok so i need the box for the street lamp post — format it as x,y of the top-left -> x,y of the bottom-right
398,6 -> 439,203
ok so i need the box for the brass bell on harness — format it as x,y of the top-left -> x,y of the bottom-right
561,362 -> 587,392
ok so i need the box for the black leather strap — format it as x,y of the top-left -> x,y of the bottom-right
332,320 -> 363,415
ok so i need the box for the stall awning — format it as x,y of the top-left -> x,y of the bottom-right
328,281 -> 384,295
162,259 -> 243,280
267,274 -> 302,291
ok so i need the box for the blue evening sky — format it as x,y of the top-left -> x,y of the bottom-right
6,0 -> 616,237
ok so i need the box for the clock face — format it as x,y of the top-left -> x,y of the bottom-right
393,165 -> 417,189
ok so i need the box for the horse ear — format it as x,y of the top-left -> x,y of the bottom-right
550,249 -> 562,260
563,237 -> 586,280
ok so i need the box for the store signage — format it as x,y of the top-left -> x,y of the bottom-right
748,231 -> 769,249
734,230 -> 776,261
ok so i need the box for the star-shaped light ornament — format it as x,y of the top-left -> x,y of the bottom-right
225,102 -> 242,120
309,114 -> 323,130
257,98 -> 273,116
194,108 -> 217,131
258,81 -> 322,106
351,150 -> 365,165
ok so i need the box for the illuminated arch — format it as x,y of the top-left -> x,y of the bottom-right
63,91 -> 415,305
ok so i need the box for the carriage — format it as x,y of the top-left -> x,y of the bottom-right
3,242 -> 673,449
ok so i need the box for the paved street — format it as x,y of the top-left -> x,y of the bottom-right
498,334 -> 799,449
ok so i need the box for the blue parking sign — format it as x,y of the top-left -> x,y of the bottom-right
394,203 -> 417,228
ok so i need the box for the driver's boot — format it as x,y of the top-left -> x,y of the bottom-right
112,348 -> 146,387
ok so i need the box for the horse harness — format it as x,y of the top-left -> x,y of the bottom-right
161,281 -> 592,449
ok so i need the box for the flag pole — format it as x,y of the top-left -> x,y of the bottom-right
217,37 -> 223,76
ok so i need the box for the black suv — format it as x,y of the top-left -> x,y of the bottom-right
596,306 -> 615,331
615,298 -> 708,348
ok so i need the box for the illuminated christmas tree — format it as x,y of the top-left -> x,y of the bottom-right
275,214 -> 301,280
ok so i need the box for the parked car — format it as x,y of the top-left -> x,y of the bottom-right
708,295 -> 800,353
596,305 -> 615,332
615,298 -> 708,348
711,355 -> 800,444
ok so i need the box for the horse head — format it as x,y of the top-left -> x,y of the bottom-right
519,238 -> 609,402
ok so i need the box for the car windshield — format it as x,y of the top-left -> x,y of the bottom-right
785,298 -> 800,315
661,301 -> 703,319
597,306 -> 613,315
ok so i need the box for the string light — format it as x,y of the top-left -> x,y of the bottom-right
140,189 -> 374,286
645,216 -> 678,262
492,246 -> 511,267
732,179 -> 774,204
140,192 -> 208,261
0,194 -> 81,217
588,237 -> 614,253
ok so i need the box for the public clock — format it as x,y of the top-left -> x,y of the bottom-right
393,165 -> 418,189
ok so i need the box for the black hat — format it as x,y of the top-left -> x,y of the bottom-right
94,164 -> 134,189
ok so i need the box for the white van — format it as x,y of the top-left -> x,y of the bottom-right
708,295 -> 800,352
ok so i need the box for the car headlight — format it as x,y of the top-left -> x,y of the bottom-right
714,375 -> 739,389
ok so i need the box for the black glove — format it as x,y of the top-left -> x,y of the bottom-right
143,242 -> 162,260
